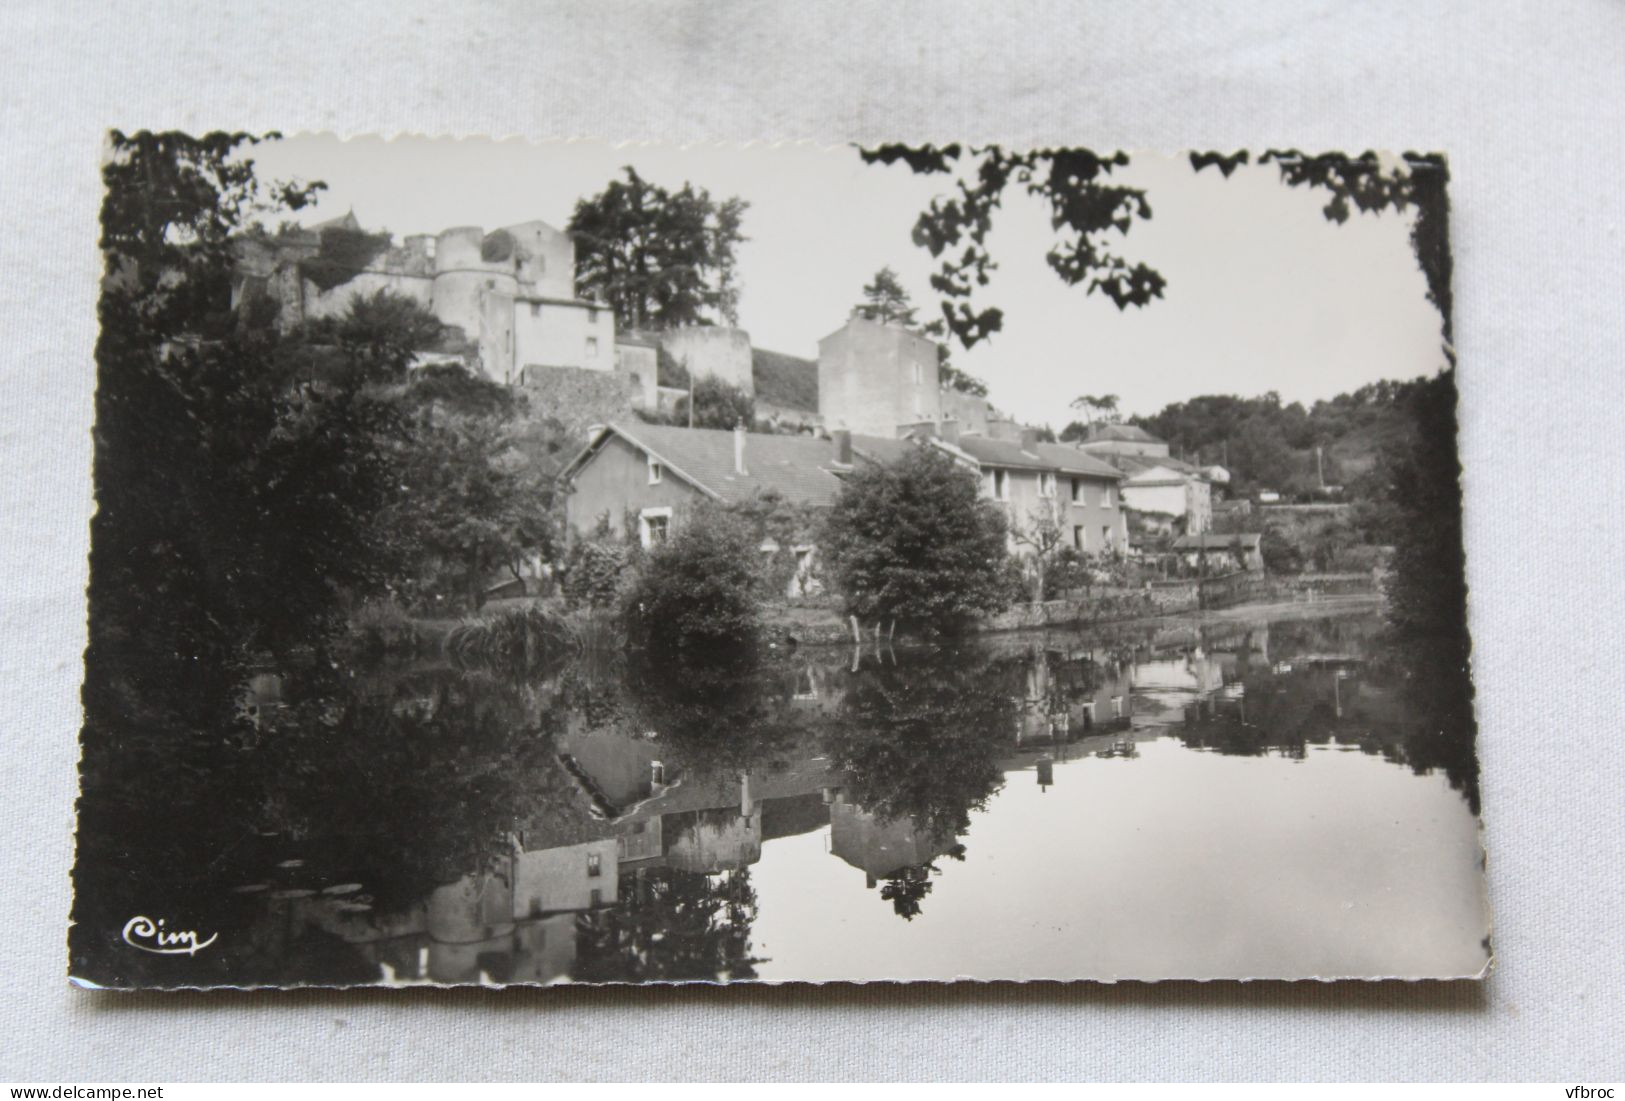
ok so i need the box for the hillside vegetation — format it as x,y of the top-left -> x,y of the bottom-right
1125,378 -> 1431,502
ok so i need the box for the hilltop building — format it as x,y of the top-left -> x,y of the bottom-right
233,213 -> 619,388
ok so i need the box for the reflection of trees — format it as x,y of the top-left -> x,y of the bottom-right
878,846 -> 967,921
246,661 -> 573,909
1381,370 -> 1480,814
572,868 -> 761,982
621,644 -> 812,778
822,648 -> 1017,846
72,650 -> 579,987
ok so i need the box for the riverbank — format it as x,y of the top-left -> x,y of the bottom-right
764,578 -> 1384,648
395,576 -> 1383,660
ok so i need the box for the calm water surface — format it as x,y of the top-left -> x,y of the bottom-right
70,606 -> 1489,987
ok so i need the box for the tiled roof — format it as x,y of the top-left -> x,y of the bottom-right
1099,451 -> 1206,479
608,423 -> 850,507
848,434 -> 920,466
1031,442 -> 1125,480
1173,533 -> 1262,550
952,435 -> 1053,471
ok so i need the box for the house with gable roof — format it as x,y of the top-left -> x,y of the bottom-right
559,422 -> 936,596
947,431 -> 1129,556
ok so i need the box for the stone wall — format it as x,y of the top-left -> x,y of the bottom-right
519,365 -> 634,441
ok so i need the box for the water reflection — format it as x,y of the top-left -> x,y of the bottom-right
71,607 -> 1487,987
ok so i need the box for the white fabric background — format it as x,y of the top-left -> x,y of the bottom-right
2,0 -> 1621,1082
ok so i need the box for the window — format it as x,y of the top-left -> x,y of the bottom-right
1102,525 -> 1113,550
1104,484 -> 1115,508
1074,525 -> 1086,551
1112,695 -> 1124,718
588,306 -> 600,324
530,302 -> 542,318
647,457 -> 663,485
639,507 -> 672,548
586,852 -> 602,878
1039,472 -> 1056,499
1071,477 -> 1083,502
993,469 -> 1009,500
585,336 -> 599,359
913,361 -> 922,386
590,888 -> 603,909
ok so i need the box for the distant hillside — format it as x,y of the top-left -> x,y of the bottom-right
1124,378 -> 1434,501
752,347 -> 819,411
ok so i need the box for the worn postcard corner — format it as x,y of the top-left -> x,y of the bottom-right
72,135 -> 1486,990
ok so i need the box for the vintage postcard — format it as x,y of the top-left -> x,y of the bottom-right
71,135 -> 1488,987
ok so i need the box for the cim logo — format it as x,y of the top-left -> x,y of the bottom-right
121,915 -> 217,956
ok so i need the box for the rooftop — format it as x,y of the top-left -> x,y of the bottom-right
565,423 -> 912,508
952,435 -> 1053,472
1031,442 -> 1127,480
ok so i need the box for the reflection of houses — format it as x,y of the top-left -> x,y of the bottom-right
1014,646 -> 1132,746
829,799 -> 960,888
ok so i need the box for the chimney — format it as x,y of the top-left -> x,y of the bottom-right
832,428 -> 853,465
1020,426 -> 1039,453
734,421 -> 748,475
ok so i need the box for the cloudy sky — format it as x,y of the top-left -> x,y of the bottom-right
251,136 -> 1446,426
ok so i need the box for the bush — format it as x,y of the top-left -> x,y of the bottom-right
821,446 -> 1011,633
561,536 -> 633,610
622,505 -> 761,651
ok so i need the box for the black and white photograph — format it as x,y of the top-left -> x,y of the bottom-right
71,134 -> 1487,989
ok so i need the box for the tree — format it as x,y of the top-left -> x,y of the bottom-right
568,166 -> 748,330
384,354 -> 558,611
859,144 -> 1163,348
1070,393 -> 1120,426
821,446 -> 1011,633
1010,508 -> 1067,601
854,266 -> 918,326
622,503 -> 762,651
936,358 -> 989,397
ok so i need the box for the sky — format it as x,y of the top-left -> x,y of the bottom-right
250,136 -> 1446,426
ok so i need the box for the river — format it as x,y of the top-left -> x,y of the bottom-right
69,605 -> 1489,987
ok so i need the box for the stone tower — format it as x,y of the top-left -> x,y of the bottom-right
816,316 -> 942,436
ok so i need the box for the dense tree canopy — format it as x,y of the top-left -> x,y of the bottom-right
821,446 -> 1011,632
568,166 -> 748,331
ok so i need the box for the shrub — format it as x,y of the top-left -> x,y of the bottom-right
622,504 -> 761,651
561,536 -> 633,610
